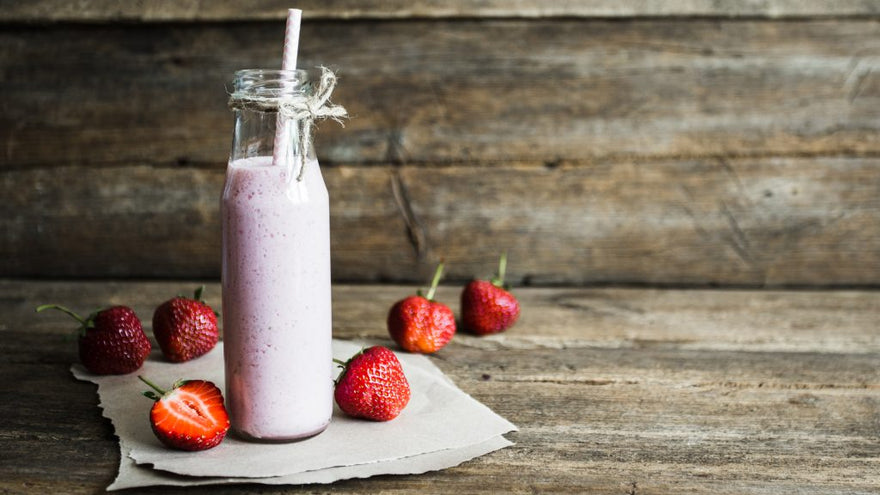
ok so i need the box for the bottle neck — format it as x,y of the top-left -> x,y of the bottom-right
229,69 -> 310,163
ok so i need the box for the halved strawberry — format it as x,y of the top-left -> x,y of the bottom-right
139,376 -> 230,451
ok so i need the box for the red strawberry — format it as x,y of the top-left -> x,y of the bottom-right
36,304 -> 151,375
152,286 -> 219,363
387,263 -> 456,354
334,346 -> 411,421
461,253 -> 521,335
139,376 -> 230,451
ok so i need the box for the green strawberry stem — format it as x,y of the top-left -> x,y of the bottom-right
424,262 -> 444,301
332,358 -> 348,384
333,348 -> 369,384
491,252 -> 508,288
35,304 -> 89,326
333,349 -> 365,371
138,376 -> 166,401
191,285 -> 220,318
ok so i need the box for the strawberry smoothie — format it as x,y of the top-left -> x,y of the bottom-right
221,155 -> 333,441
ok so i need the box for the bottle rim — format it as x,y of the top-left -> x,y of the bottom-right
232,69 -> 312,98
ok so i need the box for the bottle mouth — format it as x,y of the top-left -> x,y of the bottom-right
232,69 -> 311,98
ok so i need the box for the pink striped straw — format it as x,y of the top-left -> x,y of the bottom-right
281,9 -> 301,71
273,8 -> 302,168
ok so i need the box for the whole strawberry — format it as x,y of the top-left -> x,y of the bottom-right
387,263 -> 456,353
334,346 -> 411,421
36,304 -> 151,374
152,286 -> 219,363
139,376 -> 230,451
461,253 -> 521,335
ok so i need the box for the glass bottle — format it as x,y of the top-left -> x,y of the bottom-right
221,69 -> 332,441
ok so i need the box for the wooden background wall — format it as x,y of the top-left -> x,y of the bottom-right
2,1 -> 878,286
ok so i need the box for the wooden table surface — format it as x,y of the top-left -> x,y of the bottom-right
2,279 -> 878,494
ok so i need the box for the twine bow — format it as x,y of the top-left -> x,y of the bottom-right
228,66 -> 348,181
278,68 -> 347,180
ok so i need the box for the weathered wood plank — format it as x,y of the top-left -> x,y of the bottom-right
6,281 -> 879,353
1,281 -> 877,494
2,349 -> 877,494
1,0 -> 879,23
1,20 -> 877,168
3,157 -> 878,284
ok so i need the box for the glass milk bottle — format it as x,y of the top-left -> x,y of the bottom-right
222,68 -> 342,441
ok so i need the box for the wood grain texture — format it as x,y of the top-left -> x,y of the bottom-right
7,281 -> 880,354
1,280 -> 878,494
1,0 -> 879,22
2,19 -> 878,168
3,157 -> 878,284
2,19 -> 878,284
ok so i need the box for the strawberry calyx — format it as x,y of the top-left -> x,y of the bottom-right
332,357 -> 350,386
174,286 -> 205,302
139,375 -> 186,401
174,286 -> 219,318
194,286 -> 221,319
332,348 -> 366,386
416,262 -> 445,301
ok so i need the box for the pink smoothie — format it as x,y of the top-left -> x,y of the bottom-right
221,155 -> 333,441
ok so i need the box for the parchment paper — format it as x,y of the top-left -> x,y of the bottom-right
71,340 -> 516,489
110,435 -> 512,490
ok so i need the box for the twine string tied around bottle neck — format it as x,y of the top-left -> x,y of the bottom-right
228,66 -> 348,181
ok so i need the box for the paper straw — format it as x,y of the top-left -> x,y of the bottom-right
282,9 -> 301,70
273,9 -> 302,168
